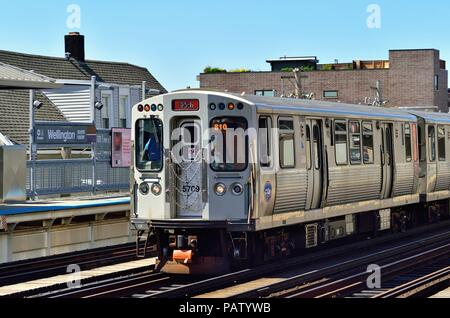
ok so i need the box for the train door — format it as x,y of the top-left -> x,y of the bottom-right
174,119 -> 204,218
380,123 -> 394,199
306,119 -> 324,209
427,124 -> 437,192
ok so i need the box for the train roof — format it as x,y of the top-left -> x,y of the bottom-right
407,110 -> 450,124
168,90 -> 417,121
169,89 -> 417,121
233,94 -> 416,121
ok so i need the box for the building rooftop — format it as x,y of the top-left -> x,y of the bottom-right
0,89 -> 66,145
266,56 -> 319,63
0,62 -> 62,89
0,50 -> 166,92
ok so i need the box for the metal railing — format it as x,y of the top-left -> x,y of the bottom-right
26,127 -> 131,199
26,159 -> 130,197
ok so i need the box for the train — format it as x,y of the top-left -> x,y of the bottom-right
130,90 -> 450,275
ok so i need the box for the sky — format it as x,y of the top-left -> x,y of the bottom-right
0,0 -> 449,91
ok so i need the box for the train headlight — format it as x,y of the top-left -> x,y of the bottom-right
231,183 -> 244,196
214,183 -> 227,196
144,104 -> 151,112
157,104 -> 164,111
138,104 -> 144,112
151,104 -> 157,112
139,182 -> 150,195
151,183 -> 162,196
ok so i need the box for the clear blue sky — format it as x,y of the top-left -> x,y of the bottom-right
0,0 -> 448,91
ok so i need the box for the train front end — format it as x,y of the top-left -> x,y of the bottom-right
131,91 -> 256,275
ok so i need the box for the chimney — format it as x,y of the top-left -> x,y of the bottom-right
65,32 -> 85,62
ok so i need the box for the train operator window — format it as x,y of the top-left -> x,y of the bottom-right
438,126 -> 446,161
279,118 -> 295,169
210,117 -> 248,172
428,126 -> 436,162
259,117 -> 272,167
362,122 -> 374,164
135,118 -> 163,172
349,121 -> 362,164
334,120 -> 348,165
404,124 -> 412,162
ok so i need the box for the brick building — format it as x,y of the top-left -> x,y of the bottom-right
199,49 -> 449,112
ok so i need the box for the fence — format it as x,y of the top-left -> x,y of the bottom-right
27,129 -> 130,198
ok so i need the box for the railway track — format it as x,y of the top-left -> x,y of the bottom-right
356,258 -> 450,298
142,223 -> 450,299
0,242 -> 155,287
16,221 -> 450,298
37,272 -> 196,299
280,241 -> 450,298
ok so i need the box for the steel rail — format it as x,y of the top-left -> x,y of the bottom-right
372,265 -> 450,298
286,242 -> 450,298
147,223 -> 450,298
0,243 -> 155,286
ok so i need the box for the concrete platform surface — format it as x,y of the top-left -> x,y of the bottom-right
430,287 -> 450,298
0,257 -> 155,297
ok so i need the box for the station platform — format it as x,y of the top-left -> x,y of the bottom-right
0,195 -> 130,216
0,194 -> 134,264
430,287 -> 450,298
0,257 -> 156,297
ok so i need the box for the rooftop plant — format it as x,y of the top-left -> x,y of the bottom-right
203,66 -> 227,74
229,68 -> 252,73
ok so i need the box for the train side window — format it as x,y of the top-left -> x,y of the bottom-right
349,121 -> 361,164
412,124 -> 419,162
405,124 -> 412,162
386,126 -> 393,165
362,122 -> 374,164
313,124 -> 321,169
428,126 -> 436,162
279,118 -> 295,169
259,117 -> 272,167
334,120 -> 348,165
418,126 -> 426,162
438,126 -> 446,161
306,125 -> 312,170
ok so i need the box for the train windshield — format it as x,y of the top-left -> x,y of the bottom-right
135,118 -> 163,171
210,117 -> 248,171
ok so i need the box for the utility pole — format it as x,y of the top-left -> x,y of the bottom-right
370,80 -> 388,106
29,89 -> 36,200
291,68 -> 310,99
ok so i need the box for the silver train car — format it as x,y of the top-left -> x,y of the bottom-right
130,90 -> 450,275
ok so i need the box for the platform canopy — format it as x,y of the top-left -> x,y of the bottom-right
0,62 -> 62,89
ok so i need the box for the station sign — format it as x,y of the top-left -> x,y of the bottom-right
34,122 -> 97,146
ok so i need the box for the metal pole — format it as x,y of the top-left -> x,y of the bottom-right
293,68 -> 301,99
142,81 -> 146,101
29,90 -> 35,200
90,76 -> 96,124
90,76 -> 96,196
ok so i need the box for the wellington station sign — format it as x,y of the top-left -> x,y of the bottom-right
34,122 -> 97,146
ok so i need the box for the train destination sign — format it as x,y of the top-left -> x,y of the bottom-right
172,99 -> 200,111
34,122 -> 97,146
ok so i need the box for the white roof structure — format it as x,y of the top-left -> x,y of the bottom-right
0,62 -> 62,89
